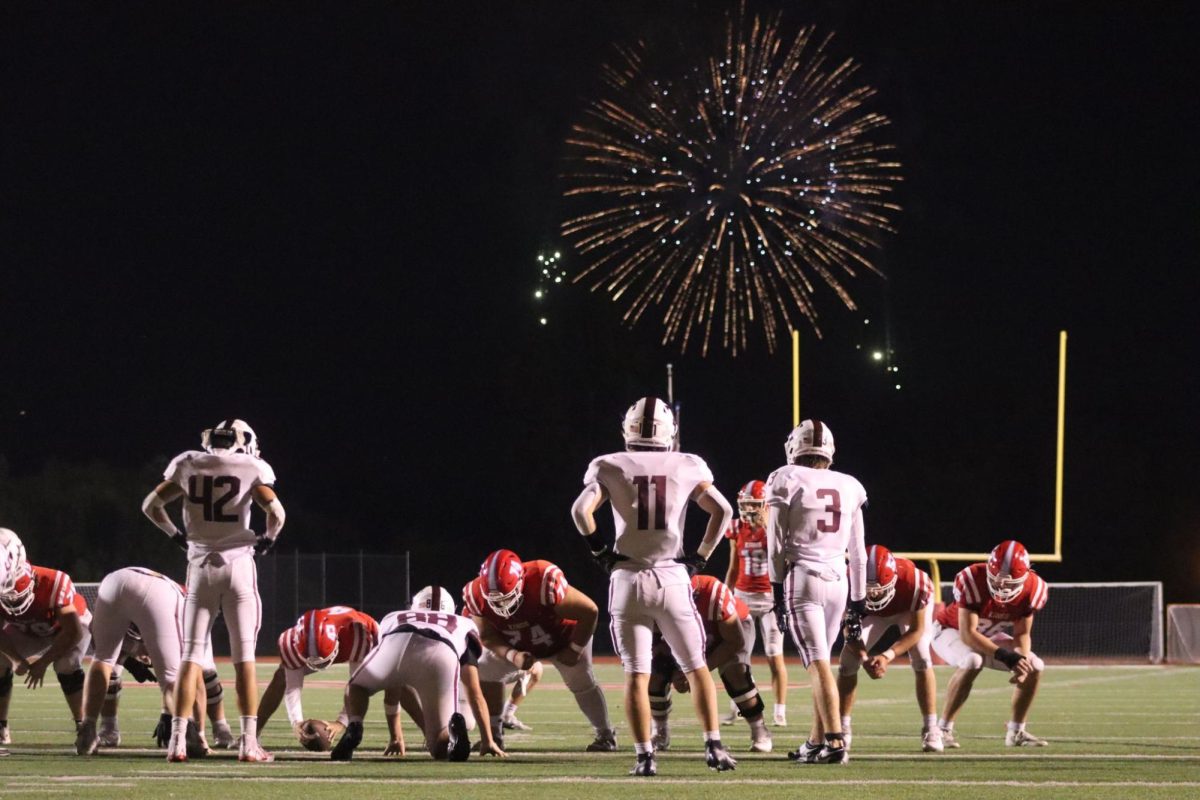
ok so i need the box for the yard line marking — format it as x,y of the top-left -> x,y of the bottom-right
100,775 -> 1200,787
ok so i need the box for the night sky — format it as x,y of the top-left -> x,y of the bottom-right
2,2 -> 1197,605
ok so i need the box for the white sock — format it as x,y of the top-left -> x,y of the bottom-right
923,714 -> 937,731
171,716 -> 187,736
1007,721 -> 1024,732
703,729 -> 720,743
774,703 -> 786,717
240,715 -> 256,740
938,717 -> 953,731
841,714 -> 852,732
635,740 -> 652,755
502,702 -> 518,720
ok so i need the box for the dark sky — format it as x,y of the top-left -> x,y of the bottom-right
2,2 -> 1197,603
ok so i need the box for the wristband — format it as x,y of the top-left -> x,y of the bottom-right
569,642 -> 585,654
882,648 -> 896,662
504,649 -> 523,665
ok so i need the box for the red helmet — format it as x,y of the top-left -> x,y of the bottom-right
284,608 -> 340,671
986,540 -> 1031,603
480,549 -> 525,618
736,480 -> 766,521
0,562 -> 35,617
864,545 -> 898,612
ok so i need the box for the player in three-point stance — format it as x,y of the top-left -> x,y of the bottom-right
571,396 -> 737,776
142,419 -> 285,762
723,479 -> 789,728
767,419 -> 867,765
0,529 -> 91,747
837,545 -> 943,753
464,548 -> 617,752
932,539 -> 1049,748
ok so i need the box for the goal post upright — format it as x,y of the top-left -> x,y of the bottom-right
899,330 -> 1068,589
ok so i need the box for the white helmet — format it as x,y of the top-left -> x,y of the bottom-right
410,585 -> 456,615
0,528 -> 28,596
785,419 -> 835,464
201,419 -> 260,457
622,396 -> 676,451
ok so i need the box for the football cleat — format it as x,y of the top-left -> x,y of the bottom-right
922,727 -> 945,753
788,740 -> 822,763
75,719 -> 99,756
447,713 -> 471,762
585,730 -> 618,752
705,740 -> 737,771
842,728 -> 853,751
773,710 -> 788,727
749,729 -> 773,753
237,735 -> 274,763
720,702 -> 740,725
940,726 -> 960,748
166,729 -> 187,763
212,722 -> 236,749
98,722 -> 120,748
815,745 -> 849,764
0,724 -> 11,745
330,721 -> 363,761
650,724 -> 670,752
1005,728 -> 1048,747
502,715 -> 532,732
630,752 -> 657,777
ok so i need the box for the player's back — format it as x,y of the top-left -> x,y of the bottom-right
767,464 -> 867,568
380,609 -> 480,660
585,450 -> 713,568
165,450 -> 276,554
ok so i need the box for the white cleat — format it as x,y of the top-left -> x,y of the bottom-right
212,724 -> 236,749
502,715 -> 533,732
749,732 -> 773,753
98,725 -> 120,748
651,725 -> 670,752
940,726 -> 960,749
166,730 -> 187,763
1006,728 -> 1048,747
772,711 -> 787,727
238,735 -> 275,762
922,727 -> 945,753
0,724 -> 11,745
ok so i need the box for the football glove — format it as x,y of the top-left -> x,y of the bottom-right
254,534 -> 277,556
675,553 -> 707,577
843,610 -> 864,644
588,540 -> 628,573
153,712 -> 171,748
122,656 -> 157,684
994,647 -> 1026,670
170,532 -> 188,552
846,598 -> 867,617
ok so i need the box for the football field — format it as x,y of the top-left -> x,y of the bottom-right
2,661 -> 1197,800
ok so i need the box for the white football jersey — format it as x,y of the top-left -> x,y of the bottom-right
583,450 -> 714,568
766,465 -> 868,599
164,451 -> 276,556
378,610 -> 482,663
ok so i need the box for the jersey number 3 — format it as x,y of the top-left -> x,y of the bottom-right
815,488 -> 842,533
187,475 -> 241,522
632,475 -> 667,530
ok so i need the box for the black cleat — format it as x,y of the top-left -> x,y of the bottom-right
788,740 -> 822,763
447,713 -> 471,762
330,721 -> 363,761
815,744 -> 849,764
630,752 -> 657,776
705,740 -> 737,771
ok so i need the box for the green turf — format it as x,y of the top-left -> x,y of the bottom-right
2,661 -> 1197,800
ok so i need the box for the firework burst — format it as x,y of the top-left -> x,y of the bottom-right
561,4 -> 902,356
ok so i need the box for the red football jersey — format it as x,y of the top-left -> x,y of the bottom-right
0,565 -> 91,637
691,574 -> 748,641
867,557 -> 934,618
934,562 -> 1048,633
463,559 -> 577,658
725,520 -> 772,593
278,606 -> 379,671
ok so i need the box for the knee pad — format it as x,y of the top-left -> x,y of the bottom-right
720,665 -> 764,719
57,668 -> 86,695
0,669 -> 12,698
203,669 -> 224,707
107,671 -> 123,700
648,678 -> 672,719
959,652 -> 984,671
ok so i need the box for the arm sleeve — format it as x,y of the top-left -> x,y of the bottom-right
571,483 -> 604,536
283,668 -> 306,726
847,507 -> 867,602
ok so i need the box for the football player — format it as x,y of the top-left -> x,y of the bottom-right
142,418 -> 285,762
75,566 -> 218,755
500,661 -> 542,732
649,575 -> 772,754
329,592 -> 505,761
463,549 -> 616,752
837,545 -> 943,753
931,540 -> 1049,747
255,605 -> 379,748
571,396 -> 737,776
766,419 -> 867,765
0,539 -> 92,746
723,480 -> 789,727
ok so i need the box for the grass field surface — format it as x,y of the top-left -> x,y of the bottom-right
1,660 -> 1197,800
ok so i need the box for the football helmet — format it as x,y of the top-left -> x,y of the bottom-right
1,561 -> 36,617
201,419 -> 260,457
622,397 -> 676,451
410,585 -> 456,615
784,419 -> 835,464
736,480 -> 766,522
285,609 -> 340,671
0,528 -> 28,596
986,540 -> 1031,603
480,549 -> 525,618
864,545 -> 899,612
